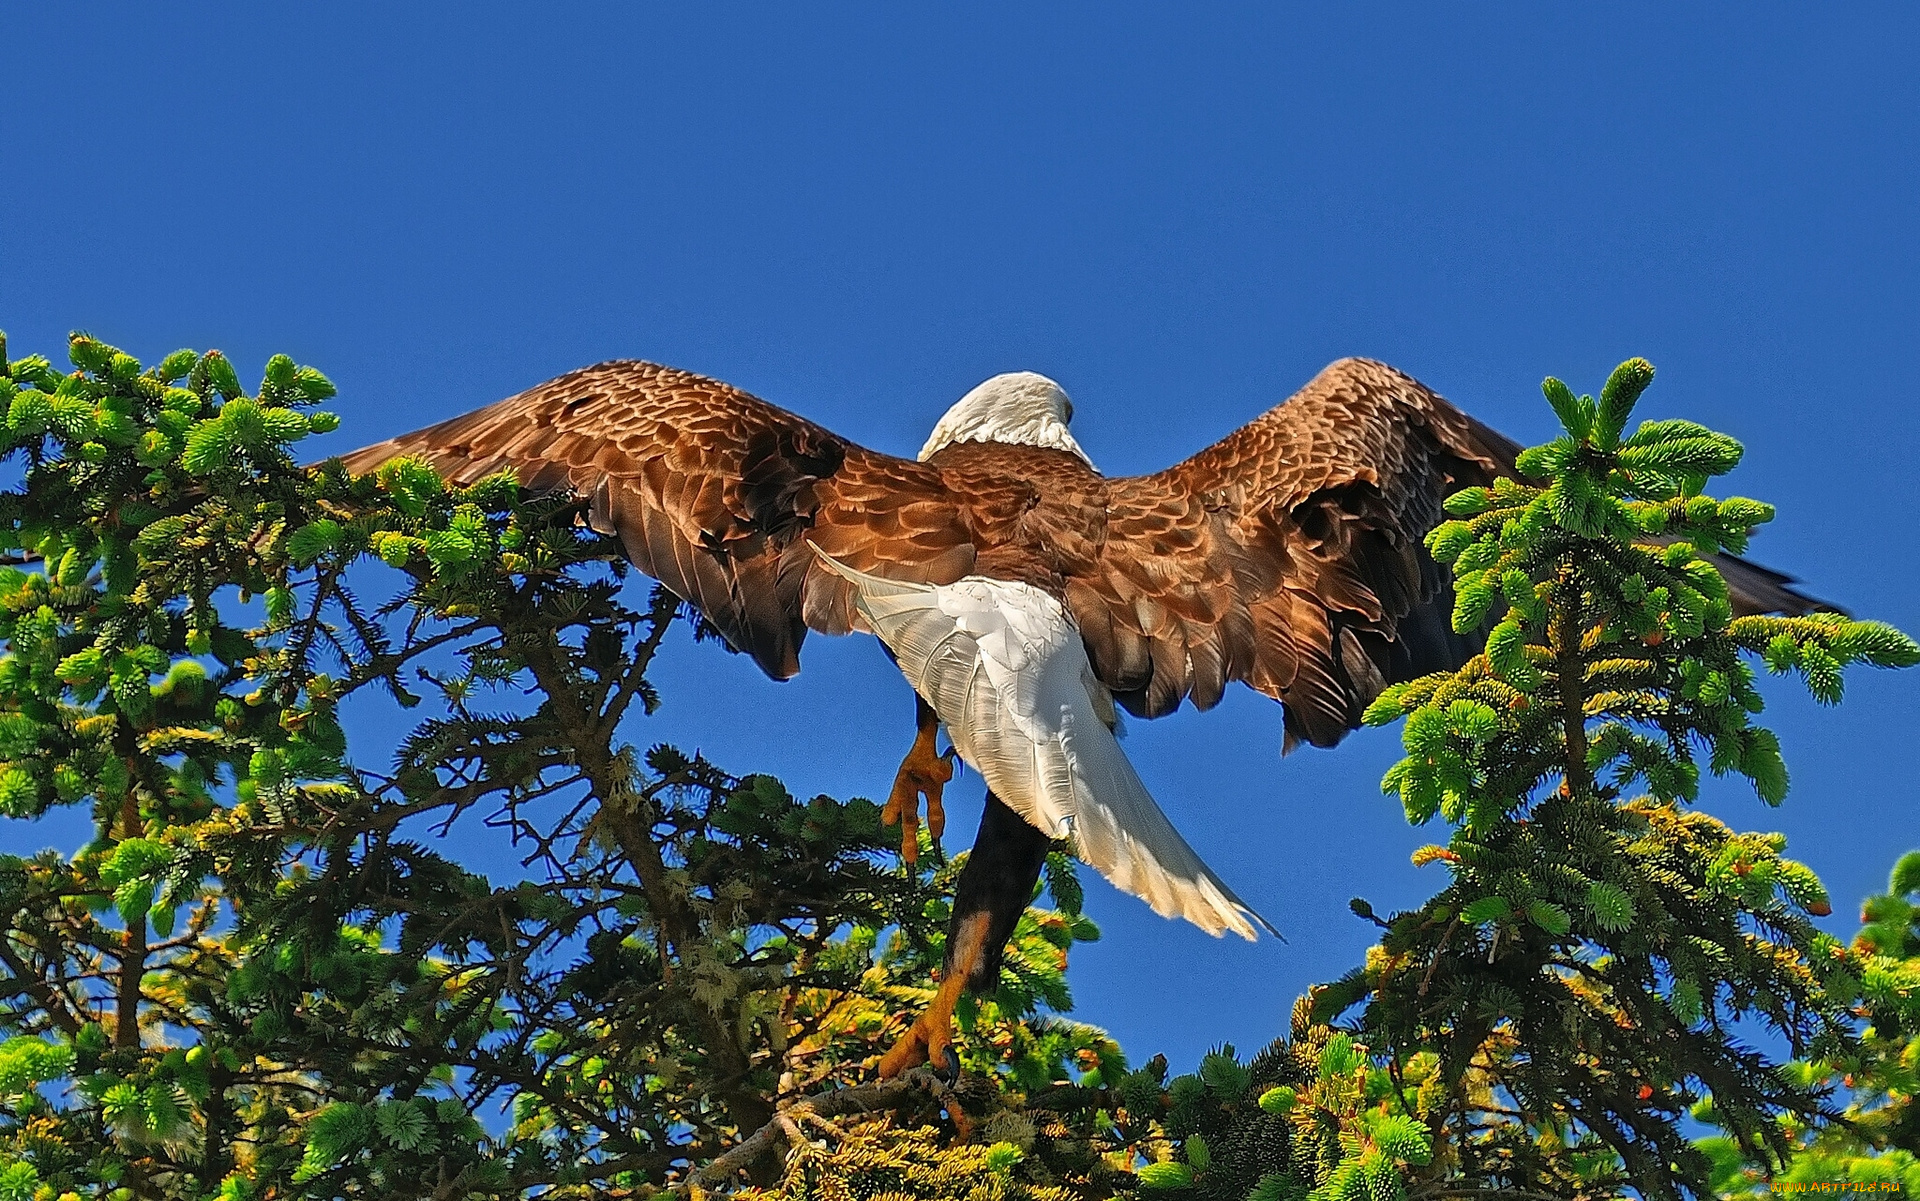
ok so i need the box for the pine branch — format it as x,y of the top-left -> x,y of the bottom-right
687,1067 -> 957,1190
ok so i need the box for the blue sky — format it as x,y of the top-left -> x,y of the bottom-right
3,4 -> 1917,1070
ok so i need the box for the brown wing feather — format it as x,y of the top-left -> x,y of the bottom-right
335,361 -> 977,678
1077,357 -> 1831,747
336,356 -> 1831,734
1079,358 -> 1517,745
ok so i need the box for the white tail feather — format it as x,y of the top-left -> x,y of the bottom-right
811,545 -> 1272,940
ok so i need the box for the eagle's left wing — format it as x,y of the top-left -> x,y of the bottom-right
332,360 -> 984,680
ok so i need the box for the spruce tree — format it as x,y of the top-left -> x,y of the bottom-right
1340,359 -> 1918,1197
1696,847 -> 1920,1191
0,333 -> 1124,1199
1129,360 -> 1919,1201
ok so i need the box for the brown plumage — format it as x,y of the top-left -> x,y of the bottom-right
338,356 -> 1821,750
339,355 -> 1830,1078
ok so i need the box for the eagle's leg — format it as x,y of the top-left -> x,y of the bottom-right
884,695 -> 954,864
878,792 -> 1050,1080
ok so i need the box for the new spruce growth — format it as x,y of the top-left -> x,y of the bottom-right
0,333 -> 1118,1199
1336,359 -> 1919,1198
1697,850 -> 1920,1192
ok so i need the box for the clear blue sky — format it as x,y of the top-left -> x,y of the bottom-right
3,5 -> 1916,1071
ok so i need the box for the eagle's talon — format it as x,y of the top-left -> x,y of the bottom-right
885,725 -> 954,865
878,1010 -> 940,1078
877,991 -> 961,1081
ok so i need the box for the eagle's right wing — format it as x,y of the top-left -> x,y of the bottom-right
1067,357 -> 1830,751
1062,358 -> 1516,748
336,361 -> 981,679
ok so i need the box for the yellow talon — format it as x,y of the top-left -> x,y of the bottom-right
878,911 -> 988,1082
885,707 -> 954,864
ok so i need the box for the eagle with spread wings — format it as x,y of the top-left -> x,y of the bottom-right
339,356 -> 1821,1078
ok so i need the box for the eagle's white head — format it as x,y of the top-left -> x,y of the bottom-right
917,372 -> 1094,468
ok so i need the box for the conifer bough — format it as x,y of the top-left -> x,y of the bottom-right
0,332 -> 1119,1198
1326,359 -> 1920,1197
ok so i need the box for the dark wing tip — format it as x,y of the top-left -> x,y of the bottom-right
1712,552 -> 1845,617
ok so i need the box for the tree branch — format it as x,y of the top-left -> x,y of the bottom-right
686,1068 -> 955,1190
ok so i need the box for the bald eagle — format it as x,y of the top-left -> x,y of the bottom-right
339,357 -> 1822,1078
